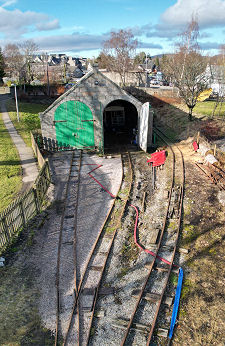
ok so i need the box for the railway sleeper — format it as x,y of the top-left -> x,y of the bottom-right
157,327 -> 169,338
131,290 -> 161,303
82,286 -> 115,296
152,262 -> 171,272
112,318 -> 150,335
149,244 -> 174,252
131,289 -> 174,307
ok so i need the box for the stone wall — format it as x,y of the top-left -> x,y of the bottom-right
40,68 -> 143,150
101,70 -> 146,87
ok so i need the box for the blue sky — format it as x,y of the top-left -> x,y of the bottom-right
0,0 -> 224,57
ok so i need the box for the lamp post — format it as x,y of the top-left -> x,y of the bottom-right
12,84 -> 20,122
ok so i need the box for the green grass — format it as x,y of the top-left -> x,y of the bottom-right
6,100 -> 48,147
194,101 -> 225,117
0,266 -> 55,345
0,113 -> 22,212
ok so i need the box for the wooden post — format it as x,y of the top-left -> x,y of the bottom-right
33,186 -> 40,214
214,144 -> 217,156
20,201 -> 26,227
1,217 -> 10,243
142,192 -> 146,212
197,131 -> 200,145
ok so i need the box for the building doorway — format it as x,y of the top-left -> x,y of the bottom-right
103,100 -> 138,149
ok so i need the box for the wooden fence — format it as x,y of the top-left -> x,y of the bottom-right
31,131 -> 45,168
32,131 -> 73,153
0,156 -> 51,254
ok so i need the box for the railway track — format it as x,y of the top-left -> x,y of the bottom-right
55,150 -> 82,346
54,150 -> 133,345
53,135 -> 184,345
115,128 -> 185,345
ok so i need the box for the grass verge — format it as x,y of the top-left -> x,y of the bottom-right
0,112 -> 22,212
194,100 -> 225,117
0,266 -> 54,345
173,166 -> 225,345
6,100 -> 48,147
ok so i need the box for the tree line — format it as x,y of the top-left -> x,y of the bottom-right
96,18 -> 224,121
1,18 -> 224,121
0,40 -> 39,85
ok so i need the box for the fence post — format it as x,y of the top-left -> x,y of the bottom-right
33,185 -> 41,214
20,201 -> 26,227
46,160 -> 51,181
1,217 -> 10,243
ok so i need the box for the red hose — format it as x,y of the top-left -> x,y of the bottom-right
88,165 -> 116,199
129,203 -> 172,266
87,164 -> 173,266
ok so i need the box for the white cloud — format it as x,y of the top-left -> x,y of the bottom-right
0,0 -> 17,7
160,0 -> 225,30
138,41 -> 163,49
34,32 -> 109,53
35,19 -> 60,31
200,41 -> 221,50
132,0 -> 225,41
0,7 -> 60,38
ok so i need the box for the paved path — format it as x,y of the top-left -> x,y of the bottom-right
0,95 -> 38,189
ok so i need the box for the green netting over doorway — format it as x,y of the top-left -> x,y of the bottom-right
54,101 -> 95,149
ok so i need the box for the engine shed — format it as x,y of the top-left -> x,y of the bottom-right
39,67 -> 153,152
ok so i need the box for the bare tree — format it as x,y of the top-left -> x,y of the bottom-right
3,44 -> 24,81
161,18 -> 209,120
19,39 -> 39,83
101,29 -> 138,86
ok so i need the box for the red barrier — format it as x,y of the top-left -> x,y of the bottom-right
193,141 -> 198,152
147,150 -> 166,167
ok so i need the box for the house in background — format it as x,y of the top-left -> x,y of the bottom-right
204,64 -> 225,96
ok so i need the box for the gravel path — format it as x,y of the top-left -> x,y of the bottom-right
36,152 -> 122,340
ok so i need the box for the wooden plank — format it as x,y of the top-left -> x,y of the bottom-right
148,229 -> 160,244
94,309 -> 105,318
112,318 -> 150,334
157,328 -> 169,338
89,265 -> 104,271
163,296 -> 173,306
99,287 -> 115,295
152,262 -> 171,272
179,247 -> 189,254
132,289 -> 161,303
82,287 -> 115,296
81,288 -> 96,311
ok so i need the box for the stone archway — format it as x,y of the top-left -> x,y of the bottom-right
103,99 -> 138,148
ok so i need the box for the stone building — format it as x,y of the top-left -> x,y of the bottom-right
39,67 -> 153,152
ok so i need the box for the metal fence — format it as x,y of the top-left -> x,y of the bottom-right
0,159 -> 51,253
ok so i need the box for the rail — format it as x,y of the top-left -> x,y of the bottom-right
119,127 -> 184,345
60,150 -> 132,345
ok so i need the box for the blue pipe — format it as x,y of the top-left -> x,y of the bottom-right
168,267 -> 184,339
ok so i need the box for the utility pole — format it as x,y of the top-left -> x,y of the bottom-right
12,84 -> 20,122
46,53 -> 50,96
